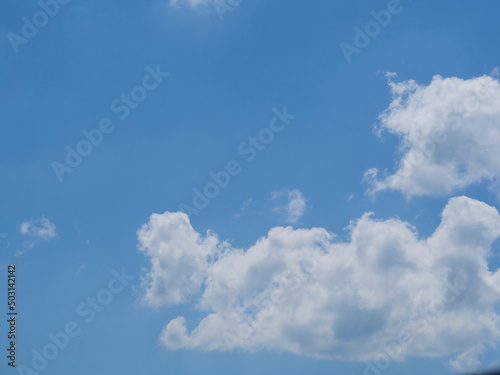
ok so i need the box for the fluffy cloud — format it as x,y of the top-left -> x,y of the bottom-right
139,196 -> 500,369
270,189 -> 307,223
137,212 -> 221,307
364,73 -> 500,197
20,217 -> 57,240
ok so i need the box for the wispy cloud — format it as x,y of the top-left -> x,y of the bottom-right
448,344 -> 484,372
233,198 -> 253,218
20,217 -> 57,240
169,0 -> 210,7
17,217 -> 57,255
270,189 -> 307,223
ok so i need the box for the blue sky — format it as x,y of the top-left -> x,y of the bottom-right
1,1 -> 500,374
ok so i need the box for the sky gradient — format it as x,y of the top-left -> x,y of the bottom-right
1,1 -> 500,375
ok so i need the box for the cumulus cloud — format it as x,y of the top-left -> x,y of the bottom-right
364,73 -> 500,197
20,217 -> 57,240
139,196 -> 500,368
270,189 -> 307,223
138,211 -> 221,307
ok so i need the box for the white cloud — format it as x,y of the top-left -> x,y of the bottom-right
448,344 -> 484,372
271,189 -> 307,223
139,196 -> 500,368
20,217 -> 57,240
364,73 -> 500,197
138,212 -> 221,307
